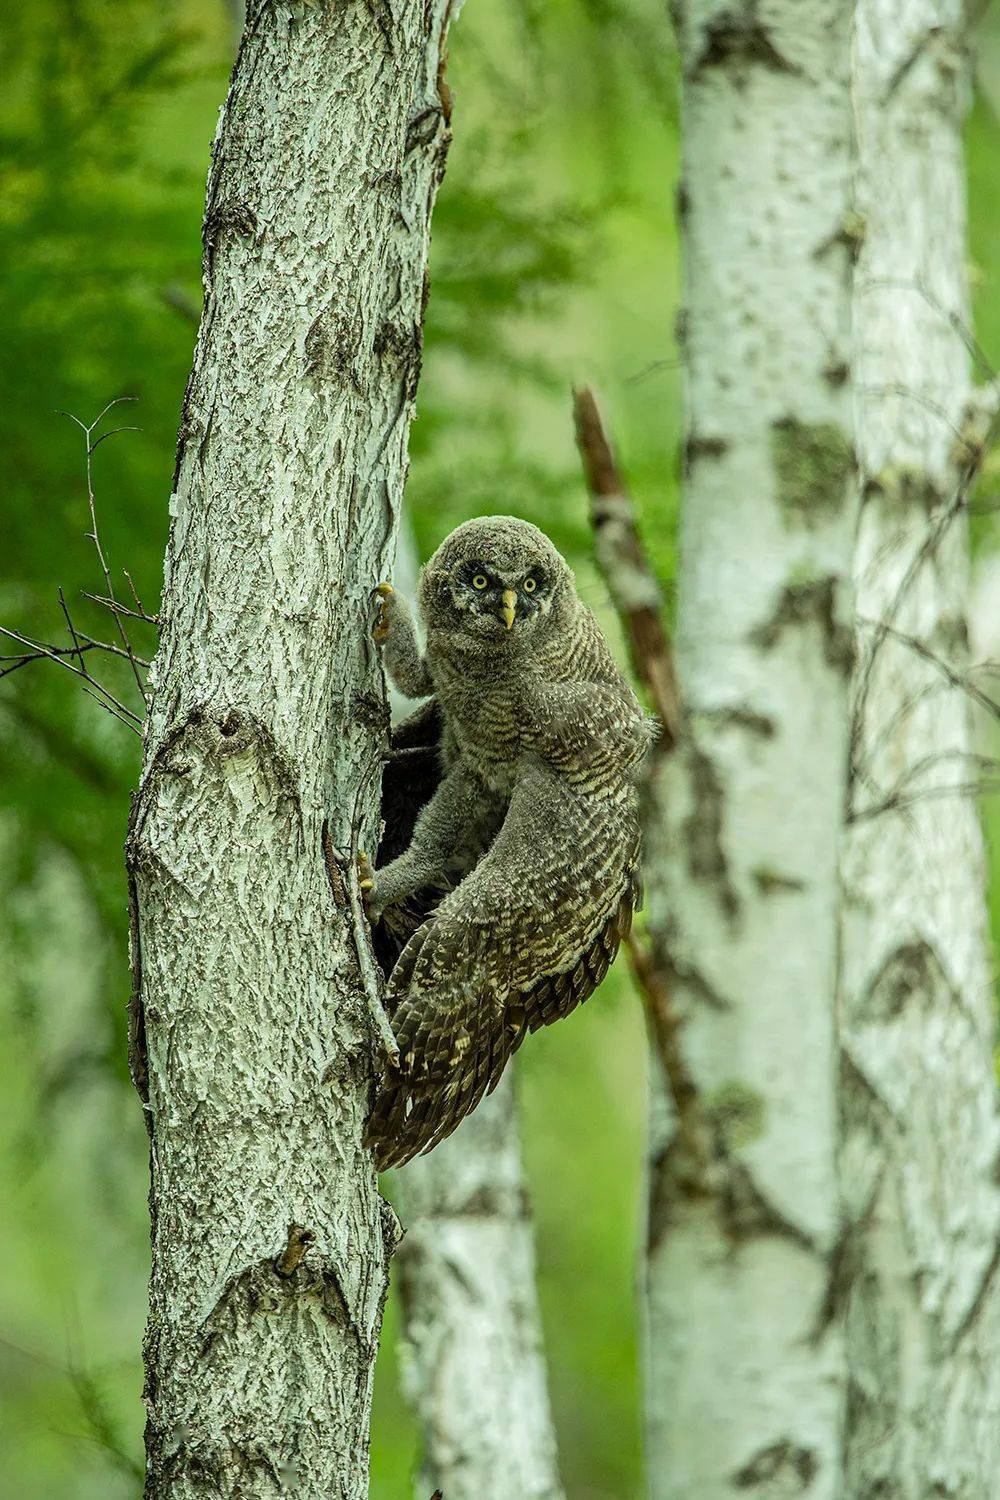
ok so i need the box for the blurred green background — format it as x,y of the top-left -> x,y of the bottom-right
1,4 -> 999,1497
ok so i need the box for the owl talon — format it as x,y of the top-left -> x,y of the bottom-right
372,582 -> 394,643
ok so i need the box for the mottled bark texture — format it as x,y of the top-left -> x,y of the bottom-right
127,5 -> 457,1495
644,3 -> 856,1495
841,3 -> 1000,1492
395,1076 -> 564,1500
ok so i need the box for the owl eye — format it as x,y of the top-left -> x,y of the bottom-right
523,577 -> 537,593
472,574 -> 489,590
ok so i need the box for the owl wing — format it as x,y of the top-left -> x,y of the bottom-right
364,760 -> 641,1170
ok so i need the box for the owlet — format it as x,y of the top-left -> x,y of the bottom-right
363,516 -> 651,1169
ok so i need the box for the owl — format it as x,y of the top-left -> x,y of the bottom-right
362,516 -> 651,1169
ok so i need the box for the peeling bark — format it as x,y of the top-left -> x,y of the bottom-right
840,3 -> 1000,1492
129,6 -> 457,1495
643,2 -> 856,1494
395,1077 -> 564,1500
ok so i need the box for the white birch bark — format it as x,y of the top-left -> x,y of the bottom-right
840,4 -> 1000,1491
643,4 -> 856,1494
128,6 -> 458,1494
387,521 -> 563,1500
395,1076 -> 564,1500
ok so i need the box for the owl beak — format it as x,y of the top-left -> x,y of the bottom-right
501,588 -> 517,630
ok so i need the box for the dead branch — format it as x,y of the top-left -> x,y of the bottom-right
857,615 -> 1000,723
1,402 -> 154,739
572,385 -> 704,1148
82,591 -> 159,626
0,625 -> 143,733
849,775 -> 1000,825
61,399 -> 149,705
626,932 -> 711,1179
572,385 -> 681,749
851,386 -> 1000,744
0,635 -> 148,681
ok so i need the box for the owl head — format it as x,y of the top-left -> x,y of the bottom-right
419,516 -> 573,644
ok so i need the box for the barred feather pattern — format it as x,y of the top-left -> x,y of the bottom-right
364,517 -> 650,1169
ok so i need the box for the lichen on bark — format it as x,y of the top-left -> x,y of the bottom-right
130,6 -> 460,1495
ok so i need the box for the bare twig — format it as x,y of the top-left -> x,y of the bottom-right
82,591 -> 159,626
58,587 -> 85,672
0,626 -> 143,732
159,282 -> 202,325
0,635 -> 149,679
852,392 -> 1000,744
61,399 -> 149,704
573,385 -> 681,748
123,570 -> 146,617
850,776 -> 1000,825
625,355 -> 684,387
858,382 -> 982,459
857,616 -> 1000,723
857,278 -> 998,382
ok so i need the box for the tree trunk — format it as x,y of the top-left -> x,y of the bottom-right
387,520 -> 564,1500
840,4 -> 1000,1491
643,3 -> 856,1494
396,1076 -> 564,1500
127,6 -> 457,1494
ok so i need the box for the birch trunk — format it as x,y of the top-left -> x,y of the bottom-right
127,6 -> 457,1494
395,1076 -> 564,1500
643,3 -> 856,1493
387,522 -> 564,1500
840,4 -> 1000,1491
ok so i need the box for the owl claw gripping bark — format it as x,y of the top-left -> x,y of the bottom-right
357,850 -> 376,896
361,516 -> 651,1170
357,850 -> 383,922
372,582 -> 394,642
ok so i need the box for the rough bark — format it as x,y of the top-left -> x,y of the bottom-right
127,6 -> 456,1495
840,4 -> 1000,1492
395,1076 -> 564,1500
386,520 -> 564,1500
643,3 -> 856,1495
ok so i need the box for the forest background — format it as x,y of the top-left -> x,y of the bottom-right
3,3 -> 1000,1497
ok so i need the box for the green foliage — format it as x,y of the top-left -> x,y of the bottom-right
4,2 -> 998,1498
0,1 -> 679,1496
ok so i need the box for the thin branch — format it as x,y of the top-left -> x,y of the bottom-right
849,776 -> 1000,825
857,278 -> 998,382
89,424 -> 141,454
857,615 -> 1000,722
58,588 -> 85,672
1,404 -> 154,741
625,355 -> 683,387
0,626 -> 143,731
626,931 -> 710,1181
853,677 -> 950,780
857,382 -> 981,459
0,637 -> 148,680
571,387 -> 699,1135
123,570 -> 146,617
79,684 -> 144,737
82,590 -> 158,626
865,747 -> 1000,815
852,393 -> 1000,743
573,385 -> 681,748
61,400 -> 149,704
